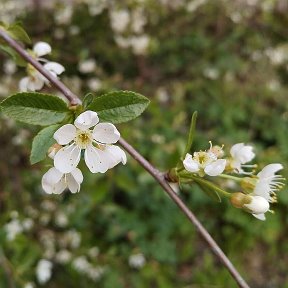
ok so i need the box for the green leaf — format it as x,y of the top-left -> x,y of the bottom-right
7,23 -> 31,44
0,92 -> 71,126
0,44 -> 27,66
83,92 -> 95,109
30,124 -> 61,164
182,111 -> 198,159
86,90 -> 150,123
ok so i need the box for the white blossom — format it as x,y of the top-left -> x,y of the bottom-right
78,59 -> 97,74
229,143 -> 255,173
4,218 -> 23,241
252,164 -> 284,204
53,110 -> 126,174
19,42 -> 65,92
244,195 -> 270,221
55,250 -> 72,264
36,259 -> 53,285
110,9 -> 130,33
42,167 -> 83,194
128,253 -> 146,269
183,143 -> 226,177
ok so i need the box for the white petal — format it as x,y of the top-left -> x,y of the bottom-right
252,213 -> 266,221
257,163 -> 283,178
204,159 -> 226,176
54,144 -> 81,173
42,168 -> 64,194
23,74 -> 44,92
183,154 -> 199,173
93,123 -> 120,144
74,111 -> 99,130
54,124 -> 76,145
70,168 -> 84,184
44,62 -> 65,75
51,177 -> 67,194
19,77 -> 30,91
230,143 -> 244,158
244,196 -> 270,214
33,42 -> 51,57
66,174 -> 81,193
84,145 -> 108,173
103,145 -> 127,169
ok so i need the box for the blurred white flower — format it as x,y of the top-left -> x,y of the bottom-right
3,59 -> 17,74
87,78 -> 102,91
252,164 -> 284,204
130,35 -> 150,55
24,282 -> 34,288
42,167 -> 83,194
22,218 -> 34,231
78,59 -> 97,74
229,143 -> 255,173
72,256 -> 90,273
4,218 -> 23,241
54,6 -> 73,25
36,259 -> 53,284
131,8 -> 147,33
203,67 -> 219,80
55,212 -> 69,227
244,195 -> 270,221
53,110 -> 126,174
87,266 -> 105,282
110,9 -> 130,33
88,246 -> 100,258
187,0 -> 207,13
183,143 -> 226,177
19,42 -> 65,92
66,230 -> 81,249
55,250 -> 72,264
128,253 -> 146,269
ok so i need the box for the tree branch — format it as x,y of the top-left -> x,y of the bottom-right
0,28 -> 250,288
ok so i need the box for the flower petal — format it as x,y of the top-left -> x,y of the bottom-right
19,77 -> 30,92
183,153 -> 199,173
257,163 -> 283,178
42,167 -> 64,194
33,42 -> 51,57
205,159 -> 226,176
66,174 -> 81,193
70,168 -> 84,184
102,145 -> 127,168
44,62 -> 65,75
252,213 -> 266,221
54,144 -> 81,173
52,177 -> 67,194
230,143 -> 244,158
84,145 -> 108,173
93,123 -> 120,144
54,124 -> 76,145
74,111 -> 99,130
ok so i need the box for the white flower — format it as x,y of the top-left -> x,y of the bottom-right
244,195 -> 270,221
110,9 -> 130,33
252,163 -> 284,203
19,42 -> 65,92
55,250 -> 72,264
229,143 -> 255,173
78,59 -> 97,74
53,110 -> 127,174
130,35 -> 150,55
42,167 -> 83,194
183,144 -> 226,177
128,253 -> 146,269
36,259 -> 53,284
4,219 -> 23,241
72,256 -> 91,273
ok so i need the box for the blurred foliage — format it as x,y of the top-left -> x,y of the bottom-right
0,0 -> 288,287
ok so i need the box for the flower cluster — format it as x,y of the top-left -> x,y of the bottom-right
19,42 -> 65,92
181,142 -> 285,221
42,110 -> 126,194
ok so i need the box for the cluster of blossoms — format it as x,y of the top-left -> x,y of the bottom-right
182,142 -> 284,220
42,110 -> 126,194
19,42 -> 65,92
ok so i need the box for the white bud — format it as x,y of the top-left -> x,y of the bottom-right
244,196 -> 270,214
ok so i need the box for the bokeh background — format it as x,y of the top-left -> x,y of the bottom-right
0,0 -> 288,287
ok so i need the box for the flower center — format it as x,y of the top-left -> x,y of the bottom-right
194,152 -> 211,166
75,130 -> 93,149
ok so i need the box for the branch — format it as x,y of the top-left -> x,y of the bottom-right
0,28 -> 250,288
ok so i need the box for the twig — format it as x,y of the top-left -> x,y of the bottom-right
0,28 -> 250,288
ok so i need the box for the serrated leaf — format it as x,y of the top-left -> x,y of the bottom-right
86,90 -> 150,124
0,92 -> 71,126
30,124 -> 61,164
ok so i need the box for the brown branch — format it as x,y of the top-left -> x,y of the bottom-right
0,28 -> 250,288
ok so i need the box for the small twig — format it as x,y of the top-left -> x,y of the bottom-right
0,29 -> 250,288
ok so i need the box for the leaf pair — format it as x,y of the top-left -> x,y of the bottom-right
0,90 -> 150,164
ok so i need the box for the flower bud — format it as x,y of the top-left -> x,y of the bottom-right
48,143 -> 62,159
240,177 -> 257,192
230,192 -> 250,208
243,196 -> 270,215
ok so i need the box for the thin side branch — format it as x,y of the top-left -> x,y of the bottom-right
0,29 -> 250,288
